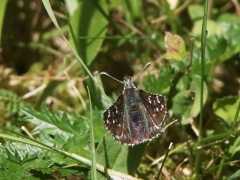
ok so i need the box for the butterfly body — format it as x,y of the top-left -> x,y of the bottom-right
103,76 -> 167,146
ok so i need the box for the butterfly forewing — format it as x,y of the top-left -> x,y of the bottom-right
139,90 -> 166,132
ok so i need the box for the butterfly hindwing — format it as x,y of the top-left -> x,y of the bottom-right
103,94 -> 132,144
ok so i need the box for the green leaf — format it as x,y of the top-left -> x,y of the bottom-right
0,0 -> 7,47
144,67 -> 177,95
205,35 -> 228,63
23,105 -> 88,136
88,110 -> 106,143
172,90 -> 193,124
96,133 -> 146,174
229,136 -> 240,158
217,13 -> 240,24
0,88 -> 25,120
188,4 -> 204,21
191,50 -> 212,77
164,32 -> 186,61
213,96 -> 240,122
122,0 -> 141,24
0,134 -> 92,178
0,159 -> 37,180
189,75 -> 208,118
192,22 -> 240,65
215,23 -> 240,64
4,143 -> 43,164
227,169 -> 240,180
69,0 -> 108,65
0,140 -> 84,179
0,142 -> 52,179
192,19 -> 221,37
22,104 -> 90,151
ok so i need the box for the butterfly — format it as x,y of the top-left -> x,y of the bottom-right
102,63 -> 167,146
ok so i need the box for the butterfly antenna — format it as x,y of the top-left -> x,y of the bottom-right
100,72 -> 124,84
132,62 -> 152,82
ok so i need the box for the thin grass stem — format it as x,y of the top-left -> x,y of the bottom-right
195,0 -> 209,179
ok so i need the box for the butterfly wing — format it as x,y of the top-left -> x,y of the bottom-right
103,94 -> 132,145
139,89 -> 167,137
103,89 -> 167,146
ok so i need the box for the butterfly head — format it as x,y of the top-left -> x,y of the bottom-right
123,76 -> 136,90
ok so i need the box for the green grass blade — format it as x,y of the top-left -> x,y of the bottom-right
199,0 -> 208,140
232,97 -> 240,131
0,0 -> 8,47
195,0 -> 209,178
157,142 -> 173,180
87,86 -> 97,180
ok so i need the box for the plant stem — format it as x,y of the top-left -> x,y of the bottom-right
195,0 -> 209,179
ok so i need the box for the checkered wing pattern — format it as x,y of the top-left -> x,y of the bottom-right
102,76 -> 167,146
103,95 -> 131,144
139,89 -> 167,137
